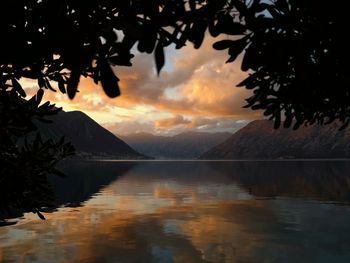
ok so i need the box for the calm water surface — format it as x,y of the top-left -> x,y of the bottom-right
1,161 -> 350,263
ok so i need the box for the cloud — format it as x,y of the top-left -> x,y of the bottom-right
104,115 -> 250,136
186,117 -> 250,133
22,34 -> 262,135
155,115 -> 191,128
113,35 -> 257,119
103,121 -> 156,136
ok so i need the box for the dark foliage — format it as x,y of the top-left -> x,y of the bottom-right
2,0 -> 349,129
2,0 -> 348,127
211,0 -> 350,129
0,89 -> 74,220
1,0 -> 349,220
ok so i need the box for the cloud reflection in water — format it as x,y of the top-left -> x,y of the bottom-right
1,161 -> 350,263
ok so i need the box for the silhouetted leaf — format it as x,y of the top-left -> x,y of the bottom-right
283,113 -> 293,128
233,0 -> 249,18
263,106 -> 275,116
241,41 -> 256,71
11,78 -> 26,97
208,21 -> 220,37
237,74 -> 255,87
251,103 -> 262,110
137,28 -> 157,53
176,25 -> 190,49
36,88 -> 44,105
36,210 -> 46,220
191,20 -> 207,49
45,78 -> 56,92
100,60 -> 120,98
109,54 -> 133,66
155,41 -> 165,75
38,77 -> 46,89
67,69 -> 81,99
93,66 -> 99,84
57,76 -> 66,94
226,37 -> 248,63
274,110 -> 281,129
213,40 -> 233,50
214,13 -> 247,35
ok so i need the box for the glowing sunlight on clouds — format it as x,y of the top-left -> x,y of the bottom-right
22,35 -> 261,135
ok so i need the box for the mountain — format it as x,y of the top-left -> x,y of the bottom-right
200,120 -> 350,159
36,111 -> 147,159
121,131 -> 232,159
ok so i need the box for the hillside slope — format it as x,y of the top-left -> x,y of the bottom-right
122,131 -> 232,159
200,120 -> 350,159
37,111 -> 147,159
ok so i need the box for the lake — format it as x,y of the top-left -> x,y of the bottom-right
1,160 -> 350,263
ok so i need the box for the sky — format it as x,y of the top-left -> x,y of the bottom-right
23,35 -> 261,136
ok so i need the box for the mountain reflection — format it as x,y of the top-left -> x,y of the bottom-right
209,161 -> 350,203
51,160 -> 350,207
49,160 -> 136,207
1,161 -> 350,263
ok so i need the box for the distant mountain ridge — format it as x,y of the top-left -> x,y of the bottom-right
121,131 -> 232,159
36,111 -> 147,159
200,120 -> 350,159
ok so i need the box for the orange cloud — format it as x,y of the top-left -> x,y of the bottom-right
155,115 -> 191,128
22,35 -> 262,135
113,36 -> 257,119
104,116 -> 250,136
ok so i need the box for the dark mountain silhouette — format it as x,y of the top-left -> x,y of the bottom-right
200,120 -> 350,159
121,131 -> 232,159
36,111 -> 147,159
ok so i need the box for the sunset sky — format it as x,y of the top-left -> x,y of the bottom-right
23,36 -> 261,136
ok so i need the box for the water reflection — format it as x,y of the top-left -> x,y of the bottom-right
0,161 -> 135,222
49,160 -> 136,206
1,161 -> 350,262
210,160 -> 350,203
